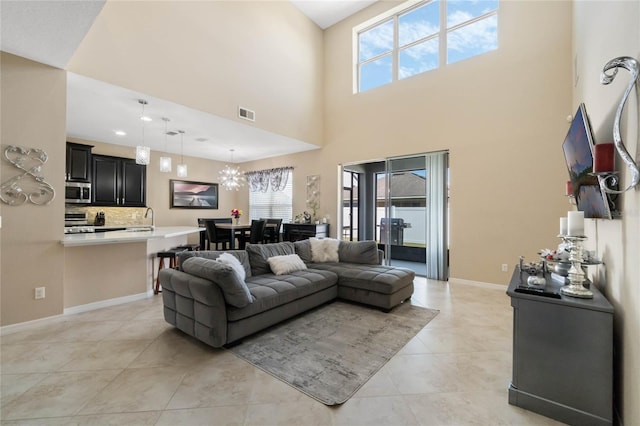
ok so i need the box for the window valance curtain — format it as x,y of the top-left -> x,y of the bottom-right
246,167 -> 293,192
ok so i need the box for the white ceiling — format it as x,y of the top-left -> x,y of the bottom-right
1,0 -> 376,162
291,0 -> 376,29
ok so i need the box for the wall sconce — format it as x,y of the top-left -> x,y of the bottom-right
599,56 -> 640,193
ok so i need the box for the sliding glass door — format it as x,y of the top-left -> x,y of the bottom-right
341,151 -> 448,280
378,155 -> 427,274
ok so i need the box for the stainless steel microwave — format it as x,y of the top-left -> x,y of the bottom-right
65,182 -> 91,204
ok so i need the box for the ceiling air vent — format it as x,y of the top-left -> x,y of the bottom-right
238,106 -> 255,122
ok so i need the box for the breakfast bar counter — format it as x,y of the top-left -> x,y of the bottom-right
63,227 -> 203,310
61,226 -> 203,246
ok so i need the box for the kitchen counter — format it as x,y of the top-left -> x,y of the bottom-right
61,226 -> 204,247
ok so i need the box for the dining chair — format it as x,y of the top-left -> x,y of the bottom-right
238,220 -> 266,249
262,218 -> 283,243
203,218 -> 232,250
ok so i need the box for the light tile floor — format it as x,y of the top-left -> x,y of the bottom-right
0,278 -> 564,425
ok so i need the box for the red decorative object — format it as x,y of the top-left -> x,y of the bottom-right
593,143 -> 614,173
566,180 -> 574,196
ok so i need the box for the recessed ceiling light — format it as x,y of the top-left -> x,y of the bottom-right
140,116 -> 152,122
114,130 -> 126,136
195,138 -> 208,142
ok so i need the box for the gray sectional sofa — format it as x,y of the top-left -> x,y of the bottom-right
159,239 -> 414,348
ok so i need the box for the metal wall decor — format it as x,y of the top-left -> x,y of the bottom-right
599,56 -> 640,193
306,174 -> 320,219
1,145 -> 55,205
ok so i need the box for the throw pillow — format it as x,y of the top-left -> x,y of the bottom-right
179,251 -> 252,278
338,240 -> 380,265
310,237 -> 340,263
216,252 -> 246,281
267,254 -> 308,275
181,257 -> 254,308
294,239 -> 312,263
246,242 -> 295,276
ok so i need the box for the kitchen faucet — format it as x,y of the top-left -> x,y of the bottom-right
144,207 -> 155,231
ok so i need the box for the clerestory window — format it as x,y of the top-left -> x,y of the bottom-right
355,0 -> 498,93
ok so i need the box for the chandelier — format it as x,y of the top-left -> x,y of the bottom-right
219,149 -> 246,191
135,99 -> 151,165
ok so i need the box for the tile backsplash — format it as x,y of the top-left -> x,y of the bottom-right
65,206 -> 149,226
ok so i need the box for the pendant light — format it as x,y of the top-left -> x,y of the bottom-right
177,130 -> 188,178
159,117 -> 172,173
219,149 -> 246,191
135,99 -> 151,165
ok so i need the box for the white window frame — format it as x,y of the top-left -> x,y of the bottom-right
353,0 -> 498,93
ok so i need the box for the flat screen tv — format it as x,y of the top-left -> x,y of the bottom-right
562,103 -> 612,219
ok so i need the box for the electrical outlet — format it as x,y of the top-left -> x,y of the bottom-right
34,287 -> 45,299
501,264 -> 509,272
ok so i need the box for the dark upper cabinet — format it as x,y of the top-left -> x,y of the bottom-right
121,158 -> 146,206
66,142 -> 93,182
92,154 -> 146,207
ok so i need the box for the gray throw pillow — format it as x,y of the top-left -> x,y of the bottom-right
179,250 -> 252,278
246,242 -> 295,275
181,257 -> 254,308
294,239 -> 312,263
338,240 -> 380,265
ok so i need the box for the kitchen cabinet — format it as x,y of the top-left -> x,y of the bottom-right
92,154 -> 146,207
66,142 -> 93,182
507,267 -> 613,425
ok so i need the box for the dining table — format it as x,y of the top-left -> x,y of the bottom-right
212,222 -> 277,250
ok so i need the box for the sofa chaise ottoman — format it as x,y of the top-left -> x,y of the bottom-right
293,238 -> 415,311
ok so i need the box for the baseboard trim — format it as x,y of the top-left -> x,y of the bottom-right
63,292 -> 151,315
1,292 -> 151,336
448,277 -> 507,291
0,313 -> 66,336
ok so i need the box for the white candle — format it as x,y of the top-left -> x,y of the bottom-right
567,211 -> 584,236
560,217 -> 568,236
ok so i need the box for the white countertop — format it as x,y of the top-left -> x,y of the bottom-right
62,226 -> 204,247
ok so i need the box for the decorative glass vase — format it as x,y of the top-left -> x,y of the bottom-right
234,217 -> 239,225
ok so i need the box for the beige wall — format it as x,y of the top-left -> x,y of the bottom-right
0,53 -> 67,325
573,2 -> 640,423
248,0 -> 574,285
67,0 -> 324,146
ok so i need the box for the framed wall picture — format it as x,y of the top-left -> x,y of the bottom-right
170,180 -> 219,209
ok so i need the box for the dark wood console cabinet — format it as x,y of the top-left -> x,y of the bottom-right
92,154 -> 146,207
507,267 -> 613,425
283,223 -> 329,241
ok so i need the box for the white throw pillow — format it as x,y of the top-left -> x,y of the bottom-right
310,237 -> 340,263
216,252 -> 246,281
268,254 -> 308,275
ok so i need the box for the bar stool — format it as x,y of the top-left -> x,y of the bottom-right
176,243 -> 200,251
155,247 -> 187,294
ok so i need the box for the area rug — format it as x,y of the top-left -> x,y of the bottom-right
227,301 -> 439,405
